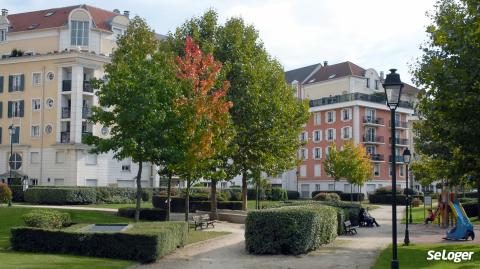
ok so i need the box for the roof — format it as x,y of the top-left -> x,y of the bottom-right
304,61 -> 366,85
6,5 -> 124,33
285,63 -> 321,84
402,82 -> 420,95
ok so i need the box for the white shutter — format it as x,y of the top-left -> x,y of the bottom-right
300,165 -> 307,177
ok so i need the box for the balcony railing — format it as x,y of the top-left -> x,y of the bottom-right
363,135 -> 384,143
82,106 -> 92,119
389,155 -> 405,163
389,120 -> 408,128
389,137 -> 409,146
309,92 -> 414,109
61,107 -> 71,119
369,154 -> 384,161
62,80 -> 72,92
83,81 -> 93,92
363,116 -> 384,125
60,132 -> 70,143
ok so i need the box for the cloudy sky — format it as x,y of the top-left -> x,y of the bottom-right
3,0 -> 437,84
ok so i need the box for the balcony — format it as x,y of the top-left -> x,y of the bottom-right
60,132 -> 70,143
83,81 -> 93,92
61,107 -> 71,119
82,106 -> 92,119
309,92 -> 414,109
389,120 -> 408,129
62,80 -> 72,92
363,116 -> 384,126
389,155 -> 405,163
369,154 -> 384,162
363,135 -> 384,144
389,137 -> 409,146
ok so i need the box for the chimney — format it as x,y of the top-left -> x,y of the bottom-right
1,9 -> 7,16
323,61 -> 328,66
380,71 -> 385,80
113,9 -> 120,14
123,10 -> 130,18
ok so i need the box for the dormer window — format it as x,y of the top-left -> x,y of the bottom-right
112,27 -> 125,41
71,20 -> 89,46
0,28 -> 6,42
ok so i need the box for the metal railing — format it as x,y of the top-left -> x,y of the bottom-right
309,92 -> 414,109
60,132 -> 70,143
389,155 -> 405,163
363,135 -> 384,143
363,116 -> 384,125
61,107 -> 71,119
62,80 -> 72,92
370,154 -> 384,161
82,106 -> 92,119
389,137 -> 409,145
389,120 -> 408,128
83,81 -> 93,92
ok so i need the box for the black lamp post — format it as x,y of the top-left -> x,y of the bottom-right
383,69 -> 404,269
8,124 -> 15,182
403,147 -> 411,245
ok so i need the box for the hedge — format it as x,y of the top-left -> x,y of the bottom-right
311,190 -> 343,198
10,185 -> 24,202
463,202 -> 479,218
340,193 -> 365,202
23,209 -> 71,229
245,206 -> 337,255
118,208 -> 167,221
286,190 -> 300,200
152,196 -> 242,212
368,194 -> 424,205
265,188 -> 288,201
11,222 -> 187,263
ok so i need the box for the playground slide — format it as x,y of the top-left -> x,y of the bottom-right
445,201 -> 475,240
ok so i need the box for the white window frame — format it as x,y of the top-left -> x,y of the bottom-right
313,147 -> 322,160
366,108 -> 375,121
0,28 -> 6,42
400,165 -> 405,177
10,100 -> 22,117
314,112 -> 321,125
300,131 -> 307,142
32,72 -> 42,87
11,74 -> 23,92
326,128 -> 336,141
70,20 -> 89,46
299,165 -> 307,177
341,108 -> 352,121
374,163 -> 380,177
32,98 -> 41,111
341,126 -> 352,140
366,145 -> 376,155
299,148 -> 308,160
313,130 -> 322,142
31,125 -> 40,138
366,78 -> 370,88
314,164 -> 321,177
326,110 -> 336,123
315,183 -> 321,191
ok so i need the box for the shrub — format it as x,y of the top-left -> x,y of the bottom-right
368,194 -> 423,205
411,198 -> 422,207
23,209 -> 71,229
463,201 -> 478,217
11,221 -> 187,263
266,188 -> 288,201
152,195 -> 242,212
247,188 -> 265,200
10,185 -> 24,202
118,208 -> 167,221
0,183 -> 12,204
286,190 -> 300,200
375,186 -> 402,195
340,193 -> 365,201
311,190 -> 343,198
313,192 -> 341,202
245,206 -> 337,255
24,188 -> 96,204
464,192 -> 478,199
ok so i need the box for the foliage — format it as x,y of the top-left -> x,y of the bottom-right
245,206 -> 337,255
323,143 -> 345,190
313,192 -> 341,202
286,190 -> 300,200
0,183 -> 12,204
151,195 -> 242,212
369,194 -> 423,205
311,190 -> 343,198
341,141 -> 373,199
22,210 -> 71,229
24,188 -> 96,205
374,186 -> 402,194
411,197 -> 422,207
117,208 -> 166,221
266,188 -> 288,201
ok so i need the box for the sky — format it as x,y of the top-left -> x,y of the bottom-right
2,0 -> 437,84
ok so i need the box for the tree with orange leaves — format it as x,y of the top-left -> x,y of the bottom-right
341,140 -> 373,203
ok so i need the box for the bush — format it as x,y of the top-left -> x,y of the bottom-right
23,209 -> 71,229
0,183 -> 12,204
245,206 -> 337,255
368,194 -> 423,205
411,198 -> 422,207
286,190 -> 300,200
152,195 -> 242,212
311,190 -> 343,198
313,192 -> 341,202
11,221 -> 187,263
375,186 -> 402,195
9,185 -> 24,202
464,192 -> 478,199
24,188 -> 96,204
247,188 -> 265,200
463,202 -> 478,218
118,208 -> 167,221
340,193 -> 365,202
265,188 -> 288,201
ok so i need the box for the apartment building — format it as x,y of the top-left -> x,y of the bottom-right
286,61 -> 419,198
0,5 -> 159,187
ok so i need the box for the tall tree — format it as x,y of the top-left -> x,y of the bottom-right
341,141 -> 373,203
164,10 -> 310,210
85,17 -> 178,222
324,143 -> 345,191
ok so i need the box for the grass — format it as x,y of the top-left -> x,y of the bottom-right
469,217 -> 479,224
78,202 -> 154,209
402,204 -> 437,224
187,230 -> 231,244
371,244 -> 480,269
246,200 -> 288,210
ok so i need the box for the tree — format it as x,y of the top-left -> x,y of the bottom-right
164,10 -> 310,210
85,17 -> 178,222
324,143 -> 345,191
0,183 -> 12,206
341,141 -> 373,203
172,37 -> 233,221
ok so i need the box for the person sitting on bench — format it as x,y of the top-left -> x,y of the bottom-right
359,208 -> 380,227
424,209 -> 436,224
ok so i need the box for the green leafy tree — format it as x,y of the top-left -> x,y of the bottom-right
341,141 -> 373,202
0,183 -> 12,206
163,10 -> 310,210
324,143 -> 345,191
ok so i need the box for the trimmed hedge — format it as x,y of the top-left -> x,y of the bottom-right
463,202 -> 479,218
118,208 -> 167,221
23,209 -> 71,229
368,194 -> 424,205
311,190 -> 343,198
11,222 -> 187,263
286,190 -> 300,200
152,195 -> 242,212
265,188 -> 288,201
245,206 -> 337,255
340,193 -> 365,201
10,185 -> 24,202
313,192 -> 341,202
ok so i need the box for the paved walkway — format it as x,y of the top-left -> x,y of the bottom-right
135,205 -> 404,269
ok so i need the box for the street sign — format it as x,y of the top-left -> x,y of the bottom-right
425,196 -> 432,206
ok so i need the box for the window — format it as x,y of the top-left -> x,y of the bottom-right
32,72 -> 42,86
341,126 -> 352,140
85,153 -> 97,165
342,108 -> 351,121
86,179 -> 98,187
9,153 -> 22,170
366,184 -> 376,194
11,126 -> 20,144
365,127 -> 376,141
71,20 -> 89,46
55,151 -> 66,163
54,178 -> 65,186
8,100 -> 24,118
113,27 -> 125,41
299,131 -> 307,142
299,148 -> 308,160
299,165 -> 307,177
314,113 -> 321,125
32,99 -> 41,111
344,184 -> 351,193
374,163 -> 380,176
326,111 -> 335,123
313,130 -> 322,142
325,146 -> 332,157
366,108 -> 375,121
46,72 -> 54,81
326,128 -> 335,141
30,152 -> 40,164
375,80 -> 379,90
313,147 -> 322,159
31,125 -> 40,137
400,165 -> 404,177
9,75 -> 24,92
300,183 -> 309,198
121,164 -> 131,172
366,78 -> 370,88
221,182 -> 227,188
101,127 -> 109,136
0,28 -> 6,42
366,145 -> 376,155
389,166 -> 393,177
46,98 -> 54,108
328,184 -> 334,191
314,164 -> 321,177
395,113 -> 401,123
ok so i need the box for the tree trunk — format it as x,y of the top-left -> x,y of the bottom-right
477,177 -> 480,221
135,160 -> 143,223
333,180 -> 336,191
358,185 -> 362,205
350,184 -> 353,202
242,172 -> 248,211
166,173 -> 172,221
256,181 -> 260,210
185,179 -> 190,222
210,180 -> 218,220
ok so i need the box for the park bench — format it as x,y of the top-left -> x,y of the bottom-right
344,220 -> 358,235
192,214 -> 215,230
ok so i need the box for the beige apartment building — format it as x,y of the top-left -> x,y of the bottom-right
0,5 -> 159,187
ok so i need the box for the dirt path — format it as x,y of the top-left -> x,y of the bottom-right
136,205 -> 402,269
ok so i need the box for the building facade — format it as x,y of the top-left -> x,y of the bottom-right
0,5 -> 159,187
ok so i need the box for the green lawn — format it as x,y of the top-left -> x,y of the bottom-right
402,204 -> 437,224
371,244 -> 479,269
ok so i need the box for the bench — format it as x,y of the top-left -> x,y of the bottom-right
192,214 -> 215,230
344,220 -> 358,235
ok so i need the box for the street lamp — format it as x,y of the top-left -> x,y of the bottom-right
8,124 -> 15,183
403,147 -> 411,245
383,68 -> 404,269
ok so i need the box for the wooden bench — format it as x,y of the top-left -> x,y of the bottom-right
344,220 -> 358,235
192,214 -> 215,230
